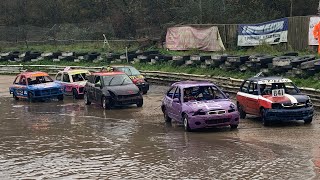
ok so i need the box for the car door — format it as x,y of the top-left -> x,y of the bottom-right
171,87 -> 183,121
85,75 -> 95,101
95,76 -> 104,103
62,73 -> 72,94
163,86 -> 176,118
246,81 -> 260,115
93,75 -> 102,102
237,80 -> 250,112
15,75 -> 28,98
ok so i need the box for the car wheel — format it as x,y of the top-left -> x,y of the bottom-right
260,108 -> 269,126
230,124 -> 238,129
163,107 -> 172,123
84,92 -> 91,105
28,92 -> 34,102
304,118 -> 313,124
136,99 -> 143,107
102,96 -> 112,110
13,93 -> 19,100
57,94 -> 64,101
73,89 -> 79,99
237,102 -> 246,119
183,114 -> 192,132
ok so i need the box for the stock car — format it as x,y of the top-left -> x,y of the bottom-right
9,71 -> 64,101
236,76 -> 314,126
112,65 -> 149,94
161,81 -> 240,131
84,71 -> 143,109
55,67 -> 90,99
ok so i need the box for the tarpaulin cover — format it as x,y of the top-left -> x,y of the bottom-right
165,26 -> 225,51
309,16 -> 320,45
238,18 -> 288,46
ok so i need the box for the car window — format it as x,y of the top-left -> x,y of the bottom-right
13,76 -> 20,84
173,87 -> 181,100
63,73 -> 70,82
118,67 -> 132,75
87,75 -> 94,83
19,76 -> 26,85
103,74 -> 133,86
72,74 -> 85,82
27,76 -> 53,85
241,80 -> 250,93
166,87 -> 176,99
260,82 -> 299,95
184,86 -> 226,102
56,73 -> 62,81
94,76 -> 101,84
248,81 -> 258,95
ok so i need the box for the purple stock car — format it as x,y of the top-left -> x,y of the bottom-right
161,81 -> 240,131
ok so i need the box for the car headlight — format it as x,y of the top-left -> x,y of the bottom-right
228,103 -> 236,113
306,97 -> 313,107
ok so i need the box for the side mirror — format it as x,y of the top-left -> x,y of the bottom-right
225,93 -> 230,98
173,98 -> 180,103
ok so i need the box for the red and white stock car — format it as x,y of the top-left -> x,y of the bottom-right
236,76 -> 314,126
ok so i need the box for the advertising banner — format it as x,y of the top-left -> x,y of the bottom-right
165,26 -> 225,51
309,16 -> 320,45
238,18 -> 288,46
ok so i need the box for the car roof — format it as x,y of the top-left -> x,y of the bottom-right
171,81 -> 215,88
59,69 -> 89,75
112,65 -> 134,68
247,76 -> 292,84
91,71 -> 125,76
19,71 -> 49,78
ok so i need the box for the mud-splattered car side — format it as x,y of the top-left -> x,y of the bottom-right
9,71 -> 64,101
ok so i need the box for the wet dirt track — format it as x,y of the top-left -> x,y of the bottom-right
0,75 -> 320,179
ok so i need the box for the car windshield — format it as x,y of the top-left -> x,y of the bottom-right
259,82 -> 299,95
102,74 -> 133,86
183,85 -> 227,102
27,76 -> 53,85
118,67 -> 140,76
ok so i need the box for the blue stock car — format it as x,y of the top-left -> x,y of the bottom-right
9,71 -> 64,101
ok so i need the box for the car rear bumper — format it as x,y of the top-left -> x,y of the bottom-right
265,107 -> 314,121
188,111 -> 240,129
136,83 -> 149,92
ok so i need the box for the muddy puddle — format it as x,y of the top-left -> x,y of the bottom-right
0,78 -> 319,179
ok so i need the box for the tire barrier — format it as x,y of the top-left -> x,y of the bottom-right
1,50 -> 320,78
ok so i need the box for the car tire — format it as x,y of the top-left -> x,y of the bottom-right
304,118 -> 312,124
237,102 -> 246,119
57,94 -> 64,101
73,89 -> 79,99
260,108 -> 269,126
183,114 -> 192,132
230,124 -> 238,129
136,99 -> 143,107
28,92 -> 34,102
163,107 -> 172,122
13,93 -> 19,100
102,96 -> 112,110
84,92 -> 91,105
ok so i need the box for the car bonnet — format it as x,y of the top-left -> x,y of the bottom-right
185,99 -> 233,112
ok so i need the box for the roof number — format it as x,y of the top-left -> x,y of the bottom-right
272,89 -> 285,97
